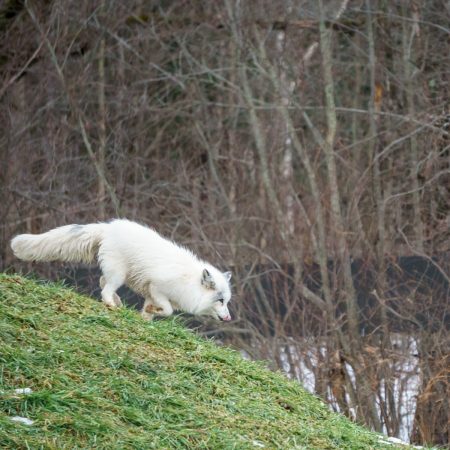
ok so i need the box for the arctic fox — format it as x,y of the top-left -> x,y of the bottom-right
10,219 -> 232,321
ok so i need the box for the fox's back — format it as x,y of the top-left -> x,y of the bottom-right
102,220 -> 201,279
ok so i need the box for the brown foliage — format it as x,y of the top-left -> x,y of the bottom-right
1,0 -> 449,446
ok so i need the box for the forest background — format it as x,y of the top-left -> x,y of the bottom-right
0,0 -> 449,446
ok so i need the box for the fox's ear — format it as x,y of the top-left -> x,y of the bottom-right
201,268 -> 216,289
223,271 -> 232,281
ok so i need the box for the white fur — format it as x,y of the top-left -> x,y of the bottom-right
11,219 -> 232,321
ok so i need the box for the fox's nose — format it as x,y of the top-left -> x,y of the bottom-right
221,314 -> 231,322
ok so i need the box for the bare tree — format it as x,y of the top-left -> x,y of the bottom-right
1,1 -> 449,446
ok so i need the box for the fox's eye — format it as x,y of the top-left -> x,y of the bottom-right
217,298 -> 224,304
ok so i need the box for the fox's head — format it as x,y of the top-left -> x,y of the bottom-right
199,267 -> 232,321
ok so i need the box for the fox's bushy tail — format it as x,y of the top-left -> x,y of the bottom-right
10,224 -> 105,263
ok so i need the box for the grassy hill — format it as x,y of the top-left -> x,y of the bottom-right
0,274 -> 414,449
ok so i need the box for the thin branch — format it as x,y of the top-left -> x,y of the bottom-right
25,0 -> 121,216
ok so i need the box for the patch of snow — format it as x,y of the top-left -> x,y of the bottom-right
378,435 -> 424,448
9,416 -> 34,426
252,440 -> 265,448
14,388 -> 33,395
0,387 -> 33,396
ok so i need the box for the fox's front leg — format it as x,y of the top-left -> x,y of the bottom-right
141,285 -> 173,321
142,297 -> 158,321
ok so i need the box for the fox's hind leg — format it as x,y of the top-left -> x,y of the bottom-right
99,276 -> 122,307
99,272 -> 124,308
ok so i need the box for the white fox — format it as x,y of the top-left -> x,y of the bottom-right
10,219 -> 232,321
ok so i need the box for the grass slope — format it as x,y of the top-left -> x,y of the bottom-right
0,274 -> 409,450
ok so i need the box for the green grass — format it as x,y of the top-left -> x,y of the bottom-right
0,274 -> 411,449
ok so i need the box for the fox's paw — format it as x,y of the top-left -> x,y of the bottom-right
103,299 -> 118,309
142,303 -> 163,320
144,304 -> 163,314
101,294 -> 122,309
141,311 -> 154,321
113,293 -> 122,307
